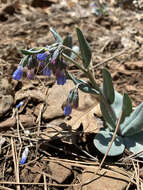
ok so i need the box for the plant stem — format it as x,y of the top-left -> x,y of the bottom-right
62,45 -> 82,60
85,68 -> 100,92
62,53 -> 86,73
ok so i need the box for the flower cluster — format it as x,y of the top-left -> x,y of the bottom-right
13,48 -> 67,86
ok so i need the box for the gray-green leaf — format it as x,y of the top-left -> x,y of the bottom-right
21,48 -> 45,55
76,28 -> 91,68
103,68 -> 115,104
120,93 -> 132,124
124,131 -> 143,158
63,34 -> 72,56
50,27 -> 63,43
120,102 -> 143,136
93,130 -> 125,156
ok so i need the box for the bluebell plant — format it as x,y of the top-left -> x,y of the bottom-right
13,27 -> 143,158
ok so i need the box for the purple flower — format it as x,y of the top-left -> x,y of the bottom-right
51,57 -> 56,64
39,61 -> 45,67
43,67 -> 51,77
37,52 -> 49,62
55,70 -> 66,85
27,69 -> 35,80
13,65 -> 23,80
20,147 -> 29,165
64,105 -> 72,116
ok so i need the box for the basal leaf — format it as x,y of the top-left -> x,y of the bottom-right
100,101 -> 116,130
76,28 -> 91,68
100,89 -> 123,131
103,68 -> 115,104
93,130 -> 125,156
120,93 -> 132,123
124,131 -> 143,158
121,102 -> 143,136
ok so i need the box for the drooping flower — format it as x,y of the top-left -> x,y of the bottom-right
51,57 -> 56,65
64,105 -> 72,116
27,69 -> 35,80
13,65 -> 24,80
20,147 -> 29,165
43,66 -> 51,77
55,70 -> 66,85
63,88 -> 79,116
71,90 -> 79,108
37,52 -> 49,62
51,47 -> 61,64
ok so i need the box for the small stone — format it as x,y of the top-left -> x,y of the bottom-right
82,166 -> 129,190
0,95 -> 13,117
48,161 -> 72,184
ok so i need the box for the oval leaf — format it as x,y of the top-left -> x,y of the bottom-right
124,131 -> 143,158
122,93 -> 132,116
103,68 -> 115,104
93,130 -> 125,156
63,34 -> 73,56
100,101 -> 116,130
121,102 -> 143,136
120,93 -> 132,124
76,28 -> 91,68
50,27 -> 63,43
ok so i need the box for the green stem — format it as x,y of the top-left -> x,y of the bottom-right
62,53 -> 86,73
85,68 -> 100,92
62,45 -> 82,60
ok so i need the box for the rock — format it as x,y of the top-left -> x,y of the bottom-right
0,78 -> 13,95
0,114 -> 35,131
42,80 -> 75,119
0,95 -> 13,117
42,80 -> 101,132
15,88 -> 47,103
48,161 -> 72,184
81,166 -> 129,190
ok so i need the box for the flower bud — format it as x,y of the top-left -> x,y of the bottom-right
20,147 -> 29,165
72,90 -> 79,108
27,69 -> 35,80
67,88 -> 79,108
37,51 -> 49,62
13,65 -> 23,80
64,105 -> 72,116
55,70 -> 66,85
27,56 -> 38,69
43,67 -> 51,77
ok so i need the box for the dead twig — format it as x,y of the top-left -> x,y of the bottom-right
11,138 -> 20,190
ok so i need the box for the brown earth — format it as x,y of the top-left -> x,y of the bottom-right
0,0 -> 143,189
